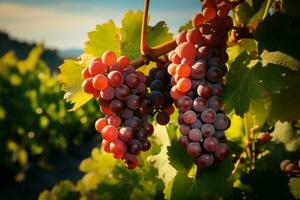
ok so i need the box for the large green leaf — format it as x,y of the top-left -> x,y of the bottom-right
167,140 -> 193,171
223,52 -> 288,116
165,159 -> 233,200
269,73 -> 300,121
254,13 -> 300,62
84,20 -> 121,56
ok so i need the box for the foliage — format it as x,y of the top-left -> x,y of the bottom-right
0,48 -> 98,182
41,2 -> 300,200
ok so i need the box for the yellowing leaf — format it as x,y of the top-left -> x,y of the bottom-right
59,59 -> 93,111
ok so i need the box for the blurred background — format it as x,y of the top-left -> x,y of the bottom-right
0,0 -> 200,199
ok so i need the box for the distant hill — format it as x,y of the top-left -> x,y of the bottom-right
0,32 -> 62,70
58,48 -> 83,58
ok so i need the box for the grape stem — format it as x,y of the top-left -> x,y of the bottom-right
231,141 -> 251,175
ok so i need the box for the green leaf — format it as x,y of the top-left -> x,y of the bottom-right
121,11 -> 173,60
166,159 -> 233,200
269,73 -> 300,121
240,170 -> 294,199
223,52 -> 288,115
84,20 -> 121,56
254,13 -> 300,61
226,114 -> 245,147
234,2 -> 254,24
178,20 -> 192,32
47,180 -> 80,200
247,0 -> 269,27
167,140 -> 193,171
289,177 -> 300,199
271,121 -> 300,152
227,38 -> 257,65
59,59 -> 93,111
261,50 -> 300,71
148,125 -> 177,185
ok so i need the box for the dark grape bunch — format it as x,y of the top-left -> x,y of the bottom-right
167,0 -> 233,168
81,50 -> 153,169
146,64 -> 175,125
280,159 -> 300,176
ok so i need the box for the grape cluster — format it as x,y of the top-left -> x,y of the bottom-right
146,64 -> 175,125
81,50 -> 153,169
280,159 -> 300,175
167,0 -> 233,168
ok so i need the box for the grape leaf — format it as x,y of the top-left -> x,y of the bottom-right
166,159 -> 233,200
148,125 -> 177,185
121,11 -> 173,60
84,20 -> 121,57
269,73 -> 300,121
261,50 -> 300,71
289,177 -> 300,199
178,20 -> 192,32
225,114 -> 245,147
59,59 -> 93,111
271,121 -> 300,152
227,39 -> 257,65
167,140 -> 193,171
240,170 -> 294,200
254,12 -> 300,62
223,52 -> 288,116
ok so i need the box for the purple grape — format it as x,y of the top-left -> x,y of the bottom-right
208,96 -> 222,111
213,113 -> 230,131
191,61 -> 207,79
179,135 -> 190,148
176,96 -> 193,112
126,95 -> 140,110
203,137 -> 219,152
214,143 -> 230,160
189,129 -> 202,142
187,142 -> 201,158
191,119 -> 203,129
201,124 -> 215,137
201,108 -> 216,123
180,125 -> 191,136
128,139 -> 142,154
183,110 -> 197,124
193,97 -> 208,112
197,154 -> 214,168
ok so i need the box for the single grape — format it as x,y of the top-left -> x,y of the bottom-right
192,12 -> 205,28
197,83 -> 212,98
95,118 -> 108,133
176,30 -> 187,45
149,91 -> 165,107
176,42 -> 197,59
117,56 -> 130,68
179,135 -> 190,148
186,29 -> 202,44
214,143 -> 230,160
100,86 -> 114,101
124,116 -> 141,131
128,139 -> 142,154
136,130 -> 147,142
212,83 -> 223,96
170,86 -> 185,100
124,153 -> 138,169
206,67 -> 221,82
102,139 -> 111,153
102,50 -> 117,66
110,139 -> 127,159
82,78 -> 95,94
126,74 -> 140,88
201,124 -> 215,137
156,111 -> 170,125
193,97 -> 208,112
121,108 -> 134,119
119,127 -> 134,142
106,115 -> 121,127
109,99 -> 123,113
280,160 -> 291,171
176,96 -> 193,112
213,113 -> 230,131
176,78 -> 192,93
93,74 -> 108,91
191,119 -> 203,129
180,124 -> 191,136
197,46 -> 211,60
213,131 -> 227,143
88,59 -> 106,76
197,154 -> 214,168
82,67 -> 92,79
183,110 -> 197,124
115,84 -> 130,100
107,71 -> 124,87
189,129 -> 202,142
187,142 -> 201,158
102,125 -> 118,142
201,108 -> 217,123
142,140 -> 151,151
176,63 -> 191,78
144,123 -> 154,136
203,137 -> 219,152
208,96 -> 222,111
126,95 -> 140,110
191,61 -> 207,79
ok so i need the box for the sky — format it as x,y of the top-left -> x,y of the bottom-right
0,0 -> 201,50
